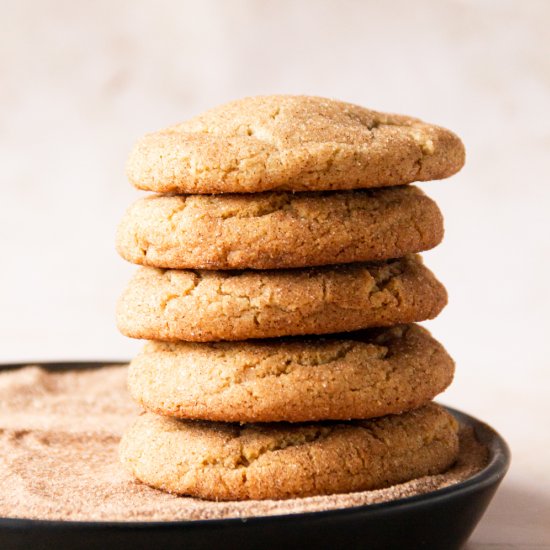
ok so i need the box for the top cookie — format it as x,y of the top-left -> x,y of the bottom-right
127,95 -> 465,194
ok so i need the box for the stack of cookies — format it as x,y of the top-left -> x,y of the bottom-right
116,96 -> 465,501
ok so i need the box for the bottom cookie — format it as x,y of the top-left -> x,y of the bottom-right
119,403 -> 459,501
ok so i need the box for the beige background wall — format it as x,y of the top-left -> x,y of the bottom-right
1,1 -> 549,546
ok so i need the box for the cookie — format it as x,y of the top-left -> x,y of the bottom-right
116,255 -> 447,342
116,186 -> 443,270
119,403 -> 459,500
128,324 -> 454,422
126,95 -> 465,194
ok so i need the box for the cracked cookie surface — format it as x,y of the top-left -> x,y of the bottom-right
116,255 -> 447,342
119,403 -> 459,500
126,95 -> 464,194
116,186 -> 443,269
128,324 -> 454,422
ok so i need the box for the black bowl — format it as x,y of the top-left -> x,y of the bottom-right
0,361 -> 510,550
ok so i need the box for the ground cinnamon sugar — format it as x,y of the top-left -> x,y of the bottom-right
0,364 -> 488,522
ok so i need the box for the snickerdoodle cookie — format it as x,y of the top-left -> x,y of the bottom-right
126,95 -> 465,194
116,186 -> 443,270
119,403 -> 459,500
128,325 -> 454,422
116,255 -> 447,342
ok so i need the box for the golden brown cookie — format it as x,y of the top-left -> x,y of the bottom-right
126,96 -> 464,194
116,255 -> 447,342
116,186 -> 443,270
128,325 -> 454,422
119,403 -> 459,500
